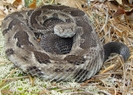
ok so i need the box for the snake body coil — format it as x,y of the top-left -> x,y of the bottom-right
1,5 -> 129,82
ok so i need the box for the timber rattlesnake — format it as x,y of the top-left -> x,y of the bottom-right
1,5 -> 130,82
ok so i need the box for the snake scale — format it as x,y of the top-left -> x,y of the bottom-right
1,5 -> 130,82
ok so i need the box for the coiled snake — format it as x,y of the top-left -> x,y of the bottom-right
1,5 -> 130,82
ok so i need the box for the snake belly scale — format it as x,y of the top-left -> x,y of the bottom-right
1,5 -> 128,82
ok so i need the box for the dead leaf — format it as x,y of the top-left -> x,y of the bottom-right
2,0 -> 16,4
13,0 -> 22,7
113,7 -> 125,17
29,0 -> 36,8
0,5 -> 5,25
55,0 -> 87,9
55,0 -> 77,8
